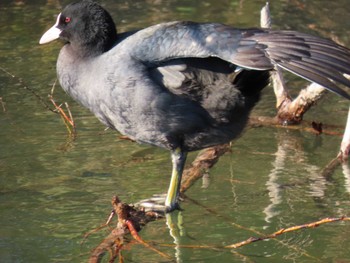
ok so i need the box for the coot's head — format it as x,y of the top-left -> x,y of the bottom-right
40,0 -> 117,57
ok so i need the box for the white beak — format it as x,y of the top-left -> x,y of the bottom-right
39,13 -> 62,44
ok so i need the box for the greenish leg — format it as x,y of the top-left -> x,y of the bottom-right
165,148 -> 187,212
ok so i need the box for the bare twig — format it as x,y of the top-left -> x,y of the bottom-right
0,65 -> 78,136
156,216 -> 349,258
225,217 -> 350,249
184,194 -> 317,260
0,65 -> 55,113
49,80 -> 76,135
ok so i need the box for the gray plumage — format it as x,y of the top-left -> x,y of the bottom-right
40,0 -> 350,211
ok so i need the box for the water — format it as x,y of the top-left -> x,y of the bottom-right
1,0 -> 350,262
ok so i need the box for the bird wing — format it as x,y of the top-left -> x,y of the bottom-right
129,22 -> 350,99
148,57 -> 240,122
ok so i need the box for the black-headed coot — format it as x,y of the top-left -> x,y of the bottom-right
40,0 -> 350,212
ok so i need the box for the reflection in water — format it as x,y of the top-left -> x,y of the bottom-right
263,131 -> 328,225
342,163 -> 350,193
307,164 -> 326,198
166,212 -> 184,263
263,144 -> 283,224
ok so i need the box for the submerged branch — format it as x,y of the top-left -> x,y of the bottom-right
180,143 -> 231,194
248,115 -> 344,136
88,196 -> 169,263
225,217 -> 350,249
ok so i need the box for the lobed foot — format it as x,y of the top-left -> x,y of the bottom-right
134,193 -> 182,213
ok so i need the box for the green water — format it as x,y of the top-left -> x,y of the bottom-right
1,0 -> 350,262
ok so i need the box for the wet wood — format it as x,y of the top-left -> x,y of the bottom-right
275,84 -> 326,124
88,196 -> 165,263
180,143 -> 231,194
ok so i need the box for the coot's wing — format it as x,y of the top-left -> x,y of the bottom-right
148,57 -> 269,123
129,22 -> 350,99
253,30 -> 350,99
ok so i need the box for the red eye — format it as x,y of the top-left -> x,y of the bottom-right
65,17 -> 71,23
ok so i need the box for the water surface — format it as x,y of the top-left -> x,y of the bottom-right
1,0 -> 350,262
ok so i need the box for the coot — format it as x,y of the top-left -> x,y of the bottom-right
40,0 -> 350,212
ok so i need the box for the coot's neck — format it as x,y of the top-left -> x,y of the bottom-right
67,20 -> 118,59
67,34 -> 118,59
